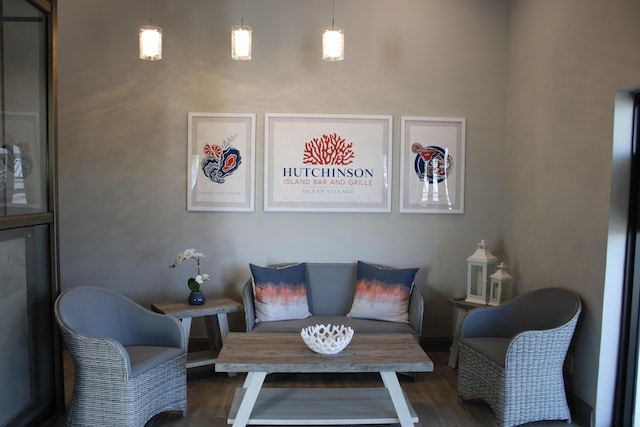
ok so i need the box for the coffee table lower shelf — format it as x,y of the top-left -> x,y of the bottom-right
227,387 -> 418,425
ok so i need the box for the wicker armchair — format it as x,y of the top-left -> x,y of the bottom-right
457,287 -> 581,427
54,286 -> 187,426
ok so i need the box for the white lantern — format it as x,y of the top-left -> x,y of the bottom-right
466,240 -> 498,304
489,262 -> 513,306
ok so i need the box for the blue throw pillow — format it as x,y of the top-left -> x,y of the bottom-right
347,261 -> 418,323
250,263 -> 311,322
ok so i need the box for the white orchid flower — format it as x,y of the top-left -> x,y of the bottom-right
170,249 -> 211,290
183,248 -> 196,259
170,253 -> 184,268
195,274 -> 211,284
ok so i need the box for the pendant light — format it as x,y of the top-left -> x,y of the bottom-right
322,0 -> 344,61
232,0 -> 252,60
139,1 -> 162,61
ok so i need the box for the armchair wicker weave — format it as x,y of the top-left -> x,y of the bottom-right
54,286 -> 187,426
457,287 -> 581,427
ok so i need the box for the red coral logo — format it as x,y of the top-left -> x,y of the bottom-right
303,133 -> 354,165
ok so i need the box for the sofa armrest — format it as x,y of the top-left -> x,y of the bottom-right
408,286 -> 424,337
242,279 -> 256,332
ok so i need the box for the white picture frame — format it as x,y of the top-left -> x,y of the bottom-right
264,113 -> 392,212
399,116 -> 466,213
1,112 -> 43,211
187,113 -> 256,212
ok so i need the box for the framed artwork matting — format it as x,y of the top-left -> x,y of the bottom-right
264,113 -> 393,212
1,112 -> 43,211
187,113 -> 256,211
399,116 -> 466,213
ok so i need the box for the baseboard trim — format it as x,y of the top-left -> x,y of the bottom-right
567,390 -> 593,426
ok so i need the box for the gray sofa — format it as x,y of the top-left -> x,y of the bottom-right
242,262 -> 423,339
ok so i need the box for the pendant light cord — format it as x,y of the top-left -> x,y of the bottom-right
331,0 -> 335,29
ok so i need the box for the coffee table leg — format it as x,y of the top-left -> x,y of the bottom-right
233,371 -> 266,427
380,371 -> 415,427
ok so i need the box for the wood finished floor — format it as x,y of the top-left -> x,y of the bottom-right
61,351 -> 584,427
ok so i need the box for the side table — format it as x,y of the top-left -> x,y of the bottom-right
446,298 -> 488,368
151,297 -> 243,369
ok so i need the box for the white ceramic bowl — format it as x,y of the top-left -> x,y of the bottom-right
300,324 -> 354,355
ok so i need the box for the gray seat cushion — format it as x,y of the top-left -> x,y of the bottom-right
125,346 -> 184,378
252,315 -> 417,334
459,337 -> 511,368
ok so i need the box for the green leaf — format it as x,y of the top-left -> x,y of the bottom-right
188,277 -> 200,292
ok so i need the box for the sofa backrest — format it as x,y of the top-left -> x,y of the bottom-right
305,263 -> 357,315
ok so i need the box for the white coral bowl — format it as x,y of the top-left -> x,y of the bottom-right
300,324 -> 354,355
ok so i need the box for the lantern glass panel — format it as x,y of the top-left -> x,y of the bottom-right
491,281 -> 501,301
471,265 -> 484,297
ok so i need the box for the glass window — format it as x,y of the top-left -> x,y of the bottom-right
1,0 -> 49,216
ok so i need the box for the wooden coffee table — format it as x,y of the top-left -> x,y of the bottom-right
215,332 -> 434,427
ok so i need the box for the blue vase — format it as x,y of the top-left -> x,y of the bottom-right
188,291 -> 206,305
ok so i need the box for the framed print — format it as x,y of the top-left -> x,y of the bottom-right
187,113 -> 256,211
1,112 -> 44,212
399,116 -> 465,213
265,114 -> 392,212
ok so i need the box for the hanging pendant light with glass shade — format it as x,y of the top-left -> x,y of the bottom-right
232,0 -> 252,60
322,0 -> 344,61
139,24 -> 162,61
139,1 -> 162,61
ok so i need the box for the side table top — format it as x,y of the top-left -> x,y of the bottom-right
151,297 -> 243,318
445,298 -> 489,310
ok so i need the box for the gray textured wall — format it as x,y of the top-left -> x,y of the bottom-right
56,0 -> 640,420
504,0 -> 640,421
57,0 -> 507,341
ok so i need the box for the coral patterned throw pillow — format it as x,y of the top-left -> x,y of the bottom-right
347,261 -> 418,323
250,263 -> 311,322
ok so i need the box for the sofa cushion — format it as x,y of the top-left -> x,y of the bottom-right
347,261 -> 418,323
250,263 -> 311,322
251,315 -> 417,335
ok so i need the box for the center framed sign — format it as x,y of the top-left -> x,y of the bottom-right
264,114 -> 392,212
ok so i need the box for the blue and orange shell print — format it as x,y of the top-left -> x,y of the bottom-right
411,143 -> 453,184
201,136 -> 242,184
